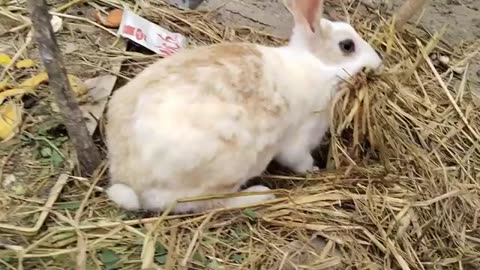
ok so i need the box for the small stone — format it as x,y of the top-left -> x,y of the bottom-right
64,43 -> 79,54
452,66 -> 466,74
50,15 -> 63,33
438,55 -> 450,65
13,184 -> 26,196
2,174 -> 16,188
50,102 -> 60,113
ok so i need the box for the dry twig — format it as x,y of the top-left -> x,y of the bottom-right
27,0 -> 101,175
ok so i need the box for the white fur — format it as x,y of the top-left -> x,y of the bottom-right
106,184 -> 141,211
225,185 -> 276,208
260,47 -> 339,173
105,0 -> 382,214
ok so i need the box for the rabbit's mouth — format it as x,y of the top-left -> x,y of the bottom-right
361,64 -> 384,77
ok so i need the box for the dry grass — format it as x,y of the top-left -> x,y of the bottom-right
0,0 -> 479,269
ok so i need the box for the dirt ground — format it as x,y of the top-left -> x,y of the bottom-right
201,0 -> 480,41
200,0 -> 480,86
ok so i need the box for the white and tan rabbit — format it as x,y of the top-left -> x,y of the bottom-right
105,0 -> 383,213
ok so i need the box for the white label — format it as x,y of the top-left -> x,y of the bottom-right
118,9 -> 187,57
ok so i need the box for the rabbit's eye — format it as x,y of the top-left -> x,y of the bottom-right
339,39 -> 355,55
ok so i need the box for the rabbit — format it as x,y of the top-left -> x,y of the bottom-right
105,0 -> 383,214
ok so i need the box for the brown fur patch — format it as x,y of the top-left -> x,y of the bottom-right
177,43 -> 266,104
148,43 -> 265,99
183,43 -> 262,68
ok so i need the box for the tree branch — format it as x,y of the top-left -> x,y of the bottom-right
27,0 -> 101,176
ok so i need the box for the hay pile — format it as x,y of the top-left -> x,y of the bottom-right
0,0 -> 479,269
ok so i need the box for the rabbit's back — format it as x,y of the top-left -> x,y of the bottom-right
106,43 -> 290,207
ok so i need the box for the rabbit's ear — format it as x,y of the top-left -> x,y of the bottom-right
284,0 -> 324,34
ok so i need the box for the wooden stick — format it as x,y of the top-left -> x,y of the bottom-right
27,0 -> 101,176
394,0 -> 430,30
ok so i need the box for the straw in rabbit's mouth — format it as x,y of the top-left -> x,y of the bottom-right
337,72 -> 369,93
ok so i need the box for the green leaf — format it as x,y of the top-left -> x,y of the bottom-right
154,254 -> 167,265
243,208 -> 256,221
117,213 -> 129,220
40,147 -> 52,157
98,249 -> 120,270
193,251 -> 207,265
106,263 -> 120,270
86,261 -> 97,270
99,249 -> 118,263
51,149 -> 64,167
202,236 -> 218,245
155,243 -> 167,256
231,254 -> 244,264
56,201 -> 81,210
52,254 -> 71,264
233,227 -> 250,241
207,259 -> 225,270
153,243 -> 168,265
56,136 -> 68,143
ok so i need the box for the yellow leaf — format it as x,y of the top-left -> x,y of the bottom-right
0,88 -> 32,104
20,72 -> 49,89
0,79 -> 10,91
0,73 -> 88,103
67,74 -> 89,97
0,73 -> 47,103
15,59 -> 37,69
0,101 -> 22,141
0,53 -> 12,67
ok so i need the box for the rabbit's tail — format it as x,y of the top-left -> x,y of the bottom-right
106,183 -> 141,210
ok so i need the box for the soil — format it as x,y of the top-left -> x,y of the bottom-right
200,0 -> 480,41
199,0 -> 480,88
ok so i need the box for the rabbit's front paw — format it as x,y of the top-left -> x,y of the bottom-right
275,146 -> 318,175
290,154 -> 316,174
243,185 -> 276,201
226,185 -> 275,208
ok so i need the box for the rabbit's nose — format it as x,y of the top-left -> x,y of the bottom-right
361,59 -> 384,75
